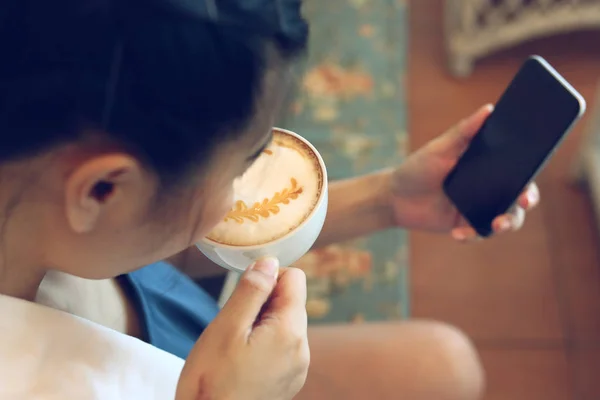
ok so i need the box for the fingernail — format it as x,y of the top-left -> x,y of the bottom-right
452,230 -> 467,241
484,104 -> 494,112
499,218 -> 511,232
528,189 -> 538,205
251,257 -> 279,278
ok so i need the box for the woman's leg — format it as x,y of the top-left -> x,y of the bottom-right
298,320 -> 484,400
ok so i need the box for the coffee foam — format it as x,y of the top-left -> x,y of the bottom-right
206,131 -> 323,246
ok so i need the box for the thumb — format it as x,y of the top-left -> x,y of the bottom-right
216,257 -> 280,332
439,104 -> 494,156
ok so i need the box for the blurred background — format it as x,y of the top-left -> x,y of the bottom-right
214,1 -> 600,398
411,1 -> 600,399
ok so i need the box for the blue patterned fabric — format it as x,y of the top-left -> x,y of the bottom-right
278,0 -> 409,323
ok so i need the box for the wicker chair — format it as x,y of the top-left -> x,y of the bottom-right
445,0 -> 600,77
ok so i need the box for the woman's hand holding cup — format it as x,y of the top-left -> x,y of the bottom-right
176,257 -> 310,400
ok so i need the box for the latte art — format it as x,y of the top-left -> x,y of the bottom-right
206,130 -> 324,246
224,177 -> 303,224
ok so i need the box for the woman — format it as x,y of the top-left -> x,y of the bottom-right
0,0 -> 538,399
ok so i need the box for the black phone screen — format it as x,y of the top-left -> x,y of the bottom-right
443,57 -> 583,237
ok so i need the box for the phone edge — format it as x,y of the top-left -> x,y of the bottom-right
443,55 -> 587,237
530,55 -> 587,117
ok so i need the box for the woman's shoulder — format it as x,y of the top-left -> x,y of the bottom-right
0,294 -> 183,399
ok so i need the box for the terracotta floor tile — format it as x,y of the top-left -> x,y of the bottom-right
478,347 -> 572,400
541,177 -> 600,344
411,208 -> 563,341
570,347 -> 600,400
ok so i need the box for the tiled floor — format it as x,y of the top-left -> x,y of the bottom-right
408,1 -> 600,398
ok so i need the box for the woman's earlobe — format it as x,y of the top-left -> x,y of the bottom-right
69,181 -> 118,233
66,191 -> 102,234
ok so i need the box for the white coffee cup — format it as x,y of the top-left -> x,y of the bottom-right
196,128 -> 328,273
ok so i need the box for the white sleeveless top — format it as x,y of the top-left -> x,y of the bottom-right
0,294 -> 184,399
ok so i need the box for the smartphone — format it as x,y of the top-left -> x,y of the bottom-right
442,55 -> 586,237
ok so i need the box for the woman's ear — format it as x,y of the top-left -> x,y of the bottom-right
64,154 -> 144,233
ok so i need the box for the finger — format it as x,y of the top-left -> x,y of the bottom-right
451,216 -> 482,242
442,104 -> 494,155
517,182 -> 540,210
258,267 -> 308,335
215,257 -> 279,334
492,206 -> 526,233
451,226 -> 481,242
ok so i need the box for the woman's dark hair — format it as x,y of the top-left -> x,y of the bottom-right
0,0 -> 308,182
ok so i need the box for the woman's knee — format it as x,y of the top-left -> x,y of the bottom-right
391,320 -> 485,400
305,320 -> 484,400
